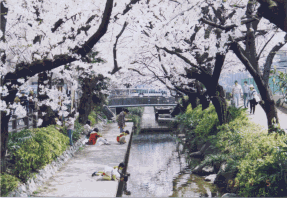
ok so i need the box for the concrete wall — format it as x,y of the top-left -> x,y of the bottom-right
273,95 -> 287,109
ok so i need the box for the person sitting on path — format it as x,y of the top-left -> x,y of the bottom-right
248,85 -> 258,114
117,109 -> 129,133
83,120 -> 92,136
232,80 -> 243,108
243,81 -> 250,108
86,128 -> 110,145
65,115 -> 75,146
117,130 -> 130,144
91,162 -> 131,195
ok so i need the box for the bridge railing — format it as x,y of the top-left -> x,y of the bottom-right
108,96 -> 177,106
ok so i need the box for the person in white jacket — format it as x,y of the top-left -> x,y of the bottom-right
65,116 -> 75,146
232,80 -> 243,108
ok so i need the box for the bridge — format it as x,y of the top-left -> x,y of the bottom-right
106,95 -> 178,132
107,96 -> 177,108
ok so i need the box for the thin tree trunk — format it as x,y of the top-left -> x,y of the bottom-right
78,78 -> 94,125
0,112 -> 10,173
231,42 -> 280,131
210,85 -> 228,125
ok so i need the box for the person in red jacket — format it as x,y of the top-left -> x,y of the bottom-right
87,128 -> 110,145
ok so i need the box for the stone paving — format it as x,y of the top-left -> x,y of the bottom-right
34,122 -> 133,197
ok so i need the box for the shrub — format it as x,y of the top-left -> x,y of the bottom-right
88,111 -> 97,126
73,119 -> 83,142
11,126 -> 69,182
176,103 -> 287,196
127,107 -> 144,117
0,173 -> 19,197
216,118 -> 287,196
125,107 -> 144,134
8,129 -> 33,153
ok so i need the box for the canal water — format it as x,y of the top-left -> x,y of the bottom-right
123,133 -> 221,197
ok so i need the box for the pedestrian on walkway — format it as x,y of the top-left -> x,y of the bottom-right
248,85 -> 258,114
65,115 -> 75,146
232,80 -> 243,108
243,81 -> 250,108
117,109 -> 129,132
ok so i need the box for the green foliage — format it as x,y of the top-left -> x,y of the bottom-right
126,107 -> 144,134
271,68 -> 287,103
0,174 -> 20,197
227,106 -> 248,122
199,153 -> 228,168
193,105 -> 219,137
8,129 -> 33,153
88,111 -> 97,126
73,119 -> 83,142
216,118 -> 287,196
10,126 -> 69,182
176,103 -> 287,196
127,107 -> 144,117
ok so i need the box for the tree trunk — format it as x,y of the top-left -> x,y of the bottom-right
210,85 -> 229,125
0,112 -> 10,173
249,72 -> 280,131
231,42 -> 280,131
78,78 -> 94,125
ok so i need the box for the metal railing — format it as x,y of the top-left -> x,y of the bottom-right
8,112 -> 38,133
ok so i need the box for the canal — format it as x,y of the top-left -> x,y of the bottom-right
123,132 -> 221,197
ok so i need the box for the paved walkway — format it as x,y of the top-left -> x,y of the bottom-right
34,122 -> 133,197
235,100 -> 287,132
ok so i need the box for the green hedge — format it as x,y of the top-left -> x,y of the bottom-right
176,104 -> 287,196
88,111 -> 97,126
10,126 -> 69,182
0,173 -> 20,197
126,107 -> 144,134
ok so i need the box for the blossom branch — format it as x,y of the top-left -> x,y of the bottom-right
110,21 -> 128,75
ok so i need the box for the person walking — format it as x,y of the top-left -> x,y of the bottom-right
232,80 -> 243,108
248,85 -> 258,114
117,109 -> 129,133
65,115 -> 74,146
243,81 -> 250,108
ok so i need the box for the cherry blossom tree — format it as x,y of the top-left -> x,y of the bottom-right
112,0 -> 247,124
0,0 -> 142,172
114,0 -> 286,132
256,0 -> 287,32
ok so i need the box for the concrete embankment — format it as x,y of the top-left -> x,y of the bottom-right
33,122 -> 133,197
